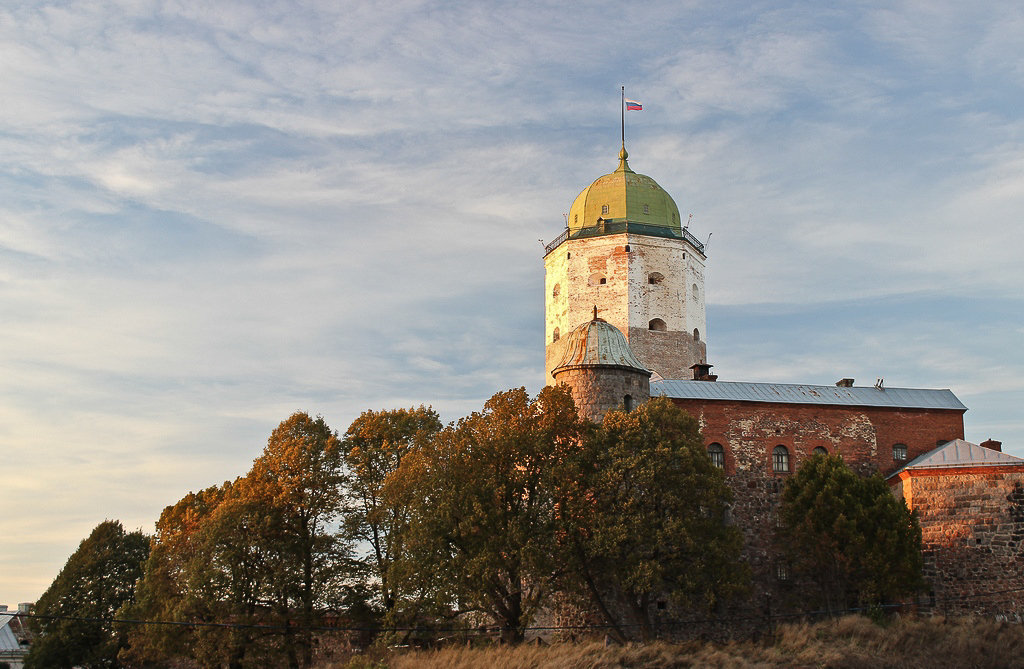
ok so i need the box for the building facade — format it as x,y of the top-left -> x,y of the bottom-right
543,145 -> 1020,617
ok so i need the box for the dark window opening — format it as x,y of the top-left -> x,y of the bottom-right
707,442 -> 725,468
773,445 -> 790,473
649,318 -> 667,331
624,394 -> 633,412
813,446 -> 828,456
893,443 -> 908,461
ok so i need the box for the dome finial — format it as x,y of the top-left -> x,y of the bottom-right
616,144 -> 632,173
593,305 -> 598,321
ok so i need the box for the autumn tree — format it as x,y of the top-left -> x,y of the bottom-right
341,406 -> 442,620
399,386 -> 584,642
27,520 -> 149,669
122,412 -> 354,668
245,411 -> 352,667
558,397 -> 748,642
778,453 -> 924,613
119,481 -> 278,668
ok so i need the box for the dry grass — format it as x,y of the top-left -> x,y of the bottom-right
320,615 -> 1024,669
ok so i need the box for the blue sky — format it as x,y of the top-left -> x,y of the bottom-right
2,0 -> 1023,605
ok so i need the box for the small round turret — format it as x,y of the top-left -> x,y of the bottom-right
552,310 -> 651,422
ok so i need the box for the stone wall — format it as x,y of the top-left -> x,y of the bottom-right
894,467 -> 1024,616
553,366 -> 650,423
544,232 -> 706,384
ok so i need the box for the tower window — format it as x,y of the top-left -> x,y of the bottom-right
574,214 -> 578,225
773,445 -> 790,473
552,327 -> 560,343
693,328 -> 700,341
588,273 -> 606,286
707,442 -> 725,468
601,204 -> 609,215
649,318 -> 667,332
624,394 -> 633,412
893,443 -> 908,461
692,283 -> 699,300
648,272 -> 664,285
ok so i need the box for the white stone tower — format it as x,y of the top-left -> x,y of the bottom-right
544,146 -> 707,384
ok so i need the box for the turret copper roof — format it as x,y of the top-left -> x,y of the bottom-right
551,317 -> 650,375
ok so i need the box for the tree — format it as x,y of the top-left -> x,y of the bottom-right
778,453 -> 923,613
341,406 -> 442,621
27,520 -> 149,669
398,386 -> 584,643
244,411 -> 352,668
122,412 -> 355,669
558,397 -> 748,642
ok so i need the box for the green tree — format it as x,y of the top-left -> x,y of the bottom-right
399,386 -> 584,643
27,520 -> 149,669
342,406 -> 442,621
778,453 -> 923,613
559,397 -> 748,642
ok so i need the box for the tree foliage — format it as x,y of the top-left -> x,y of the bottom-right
778,453 -> 924,612
121,412 -> 352,668
27,520 -> 149,669
559,397 -> 748,642
397,386 -> 584,642
342,406 -> 442,620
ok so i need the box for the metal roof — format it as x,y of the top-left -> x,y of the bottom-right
552,318 -> 650,374
889,439 -> 1024,478
651,380 -> 966,411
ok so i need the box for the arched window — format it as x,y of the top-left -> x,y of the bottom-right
813,446 -> 828,457
649,318 -> 667,332
693,328 -> 700,341
772,445 -> 790,473
552,283 -> 560,298
692,283 -> 700,300
623,394 -> 633,412
648,272 -> 664,285
707,443 -> 725,469
588,273 -> 606,286
893,443 -> 908,461
552,327 -> 560,343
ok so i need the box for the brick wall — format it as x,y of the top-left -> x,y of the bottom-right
668,396 -> 967,606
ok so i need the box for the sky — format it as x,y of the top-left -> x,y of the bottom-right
2,0 -> 1023,605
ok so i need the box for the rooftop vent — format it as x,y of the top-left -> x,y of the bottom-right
836,378 -> 854,387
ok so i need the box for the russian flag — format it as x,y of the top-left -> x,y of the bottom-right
625,99 -> 642,111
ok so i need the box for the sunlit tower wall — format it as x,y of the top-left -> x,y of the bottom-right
544,147 -> 707,384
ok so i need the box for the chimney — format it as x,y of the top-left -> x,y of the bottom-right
980,439 -> 1003,452
836,378 -> 854,388
690,362 -> 717,382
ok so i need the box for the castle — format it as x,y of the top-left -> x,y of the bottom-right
543,144 -> 1024,616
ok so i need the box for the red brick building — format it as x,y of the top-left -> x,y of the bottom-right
651,376 -> 970,606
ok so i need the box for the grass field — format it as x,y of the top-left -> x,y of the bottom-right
325,614 -> 1024,668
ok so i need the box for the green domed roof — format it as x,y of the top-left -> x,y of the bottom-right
567,147 -> 682,235
552,315 -> 650,376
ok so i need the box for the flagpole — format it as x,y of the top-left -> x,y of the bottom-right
620,85 -> 625,149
